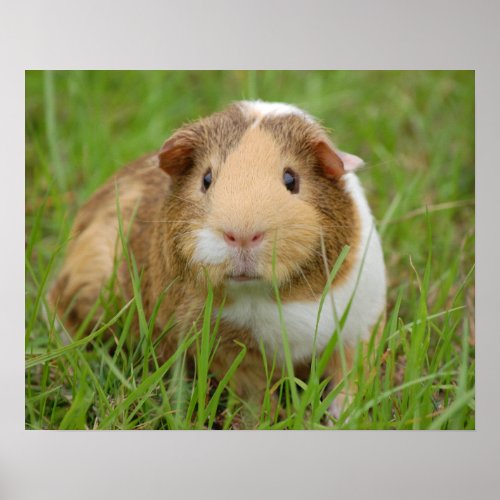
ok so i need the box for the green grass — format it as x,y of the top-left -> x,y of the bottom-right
25,70 -> 475,429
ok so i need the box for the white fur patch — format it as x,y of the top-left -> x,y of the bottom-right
240,100 -> 314,127
221,172 -> 386,363
192,227 -> 229,265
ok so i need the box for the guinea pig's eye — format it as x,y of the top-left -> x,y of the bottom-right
283,168 -> 299,194
202,169 -> 212,192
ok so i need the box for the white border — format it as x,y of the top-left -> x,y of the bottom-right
2,1 -> 498,499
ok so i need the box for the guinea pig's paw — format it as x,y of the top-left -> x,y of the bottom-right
328,398 -> 343,420
326,392 -> 351,426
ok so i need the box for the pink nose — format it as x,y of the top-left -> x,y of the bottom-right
223,231 -> 264,248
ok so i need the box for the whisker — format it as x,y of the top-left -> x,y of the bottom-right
135,218 -> 198,224
282,222 -> 358,230
167,193 -> 205,210
296,267 -> 317,299
357,159 -> 399,170
172,229 -> 202,241
272,237 -> 326,259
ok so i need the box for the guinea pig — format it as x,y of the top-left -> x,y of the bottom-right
49,100 -> 386,420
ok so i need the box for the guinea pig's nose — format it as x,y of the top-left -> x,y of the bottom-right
223,230 -> 264,249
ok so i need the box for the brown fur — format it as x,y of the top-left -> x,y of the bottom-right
49,102 -> 375,416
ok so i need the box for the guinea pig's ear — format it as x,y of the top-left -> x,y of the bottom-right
158,129 -> 198,177
314,140 -> 364,178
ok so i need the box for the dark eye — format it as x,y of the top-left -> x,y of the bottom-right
283,168 -> 299,194
202,169 -> 212,192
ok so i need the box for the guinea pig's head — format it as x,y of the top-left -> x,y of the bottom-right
157,101 -> 363,293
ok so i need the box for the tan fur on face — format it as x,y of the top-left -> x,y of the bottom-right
189,126 -> 322,287
166,118 -> 359,297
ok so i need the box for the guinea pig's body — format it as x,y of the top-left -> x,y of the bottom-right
49,101 -> 386,417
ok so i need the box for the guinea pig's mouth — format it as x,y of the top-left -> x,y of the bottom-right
226,254 -> 261,282
227,273 -> 260,282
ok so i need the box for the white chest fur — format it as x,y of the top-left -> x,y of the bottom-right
220,173 -> 386,363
